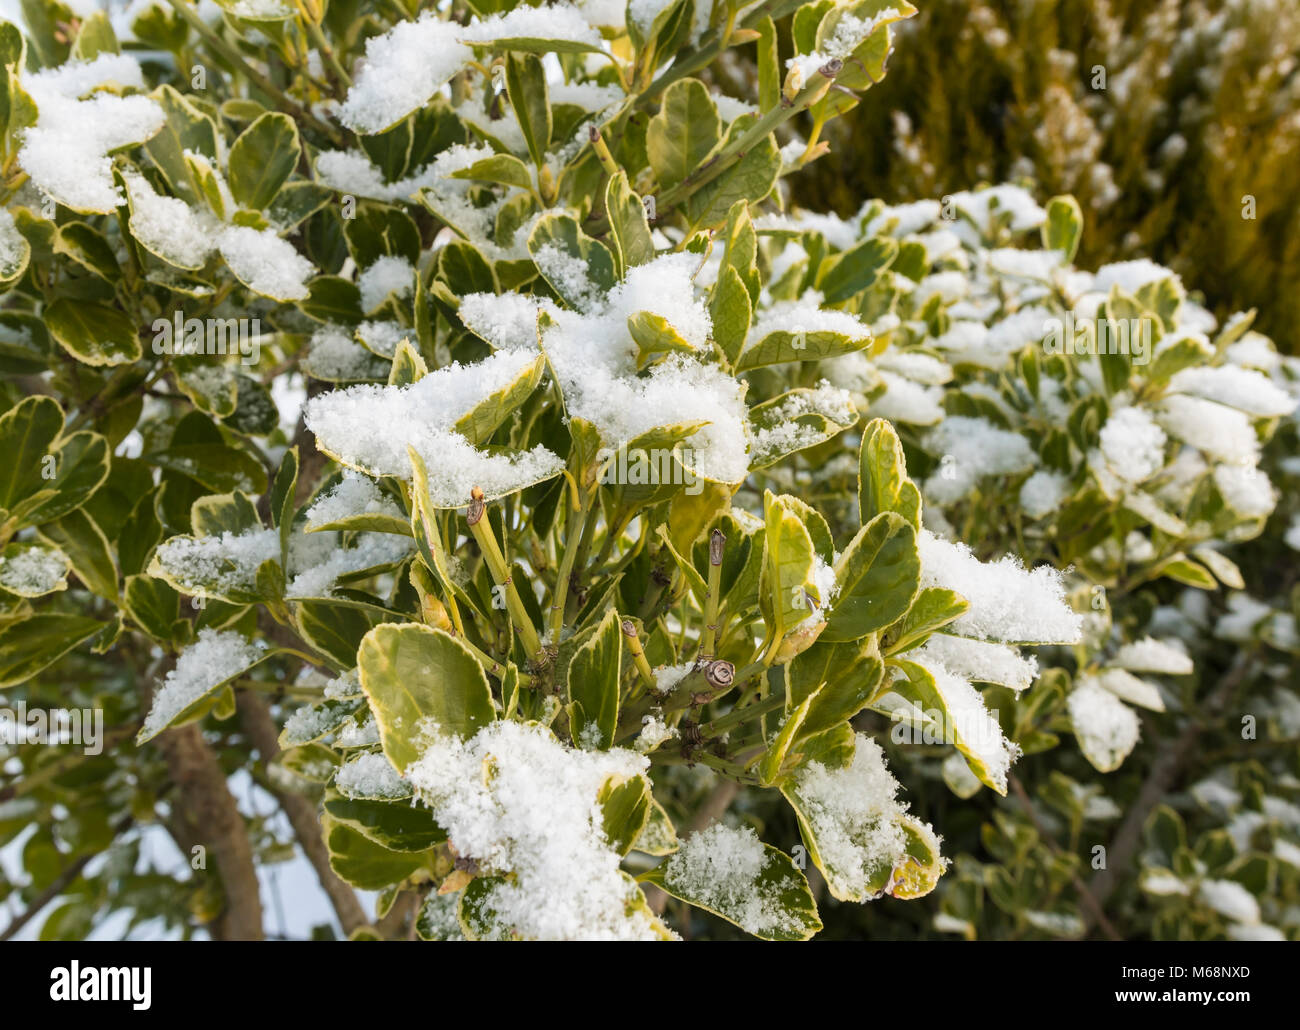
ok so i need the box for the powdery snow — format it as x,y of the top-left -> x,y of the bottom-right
19,54 -> 165,213
917,530 -> 1083,644
303,346 -> 564,504
404,720 -> 667,940
661,823 -> 805,937
142,629 -> 264,739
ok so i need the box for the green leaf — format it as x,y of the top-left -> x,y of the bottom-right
270,446 -> 297,568
736,323 -> 870,371
889,659 -> 1009,794
1144,333 -> 1213,383
822,513 -> 919,642
505,52 -> 551,167
627,310 -> 696,366
605,170 -> 655,274
1160,555 -> 1217,590
642,838 -> 822,941
0,395 -> 63,516
1042,194 -> 1083,262
358,623 -> 495,771
884,587 -> 969,654
634,795 -> 679,856
858,417 -> 921,528
229,112 -> 301,211
597,773 -> 651,855
453,351 -> 547,446
815,236 -> 896,305
0,219 -> 30,285
21,431 -> 111,528
36,508 -> 118,601
449,151 -> 535,192
685,131 -> 780,232
144,85 -> 219,202
760,490 -> 818,646
144,443 -> 267,495
787,639 -> 885,740
0,613 -> 103,688
344,203 -> 421,268
122,574 -> 182,642
567,607 -> 622,749
44,299 -> 141,367
136,637 -> 273,743
71,11 -> 117,61
324,816 -> 426,890
324,791 -> 446,853
709,263 -> 751,369
647,78 -> 721,191
0,312 -> 54,374
301,276 -> 364,325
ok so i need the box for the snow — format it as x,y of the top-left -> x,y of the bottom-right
1169,364 -> 1296,418
751,299 -> 873,345
0,209 -> 27,278
459,292 -> 559,350
1213,462 -> 1276,518
1197,879 -> 1260,924
335,751 -> 410,800
950,185 -> 1046,234
142,629 -> 265,740
303,325 -> 388,381
285,532 -> 414,597
306,472 -> 403,528
356,320 -> 409,359
1019,469 -> 1070,518
1110,637 -> 1192,675
0,546 -> 68,596
922,662 -> 1018,791
217,225 -> 315,301
757,210 -> 862,251
404,720 -> 666,940
653,663 -> 694,696
337,15 -> 471,134
1099,406 -> 1167,483
122,170 -> 214,270
914,633 -> 1038,692
870,372 -> 945,425
154,527 -> 281,595
549,81 -> 626,111
1093,669 -> 1164,712
1155,395 -> 1260,464
626,0 -> 675,32
1094,258 -> 1181,295
460,3 -> 604,47
635,714 -> 677,752
922,416 -> 1037,504
304,346 -> 565,504
864,199 -> 940,237
359,256 -> 414,313
661,823 -> 804,937
18,54 -> 165,213
785,734 -> 925,898
1067,679 -> 1140,769
1214,592 -> 1271,642
315,150 -> 442,203
917,530 -> 1083,644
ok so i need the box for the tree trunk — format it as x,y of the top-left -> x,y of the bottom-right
237,692 -> 369,935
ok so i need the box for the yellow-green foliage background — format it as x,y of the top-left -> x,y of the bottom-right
789,0 -> 1300,352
